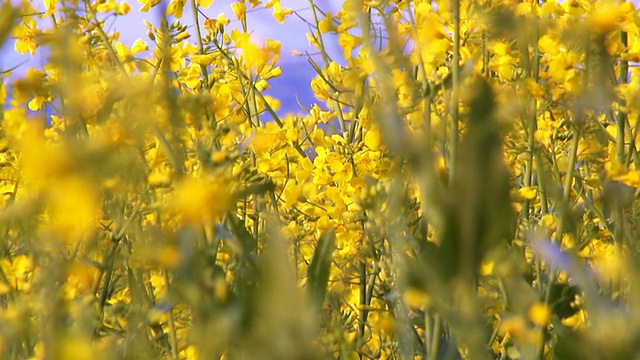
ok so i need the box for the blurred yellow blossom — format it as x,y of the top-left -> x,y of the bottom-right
171,175 -> 234,224
403,287 -> 431,309
45,176 -> 99,242
528,303 -> 552,326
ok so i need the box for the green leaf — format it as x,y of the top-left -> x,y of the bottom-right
306,230 -> 335,309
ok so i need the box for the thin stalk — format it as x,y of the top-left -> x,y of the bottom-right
428,312 -> 442,360
97,237 -> 121,312
358,217 -> 368,359
246,79 -> 264,250
190,0 -> 210,89
163,271 -> 179,360
406,7 -> 432,145
358,252 -> 367,359
424,311 -> 432,356
614,31 -> 629,294
307,0 -> 348,138
440,94 -> 448,160
537,127 -> 581,360
616,31 -> 628,164
96,208 -> 138,313
535,146 -> 549,214
449,0 -> 461,182
624,115 -> 639,167
482,30 -> 489,78
523,15 -> 541,223
559,129 -> 581,244
151,122 -> 185,177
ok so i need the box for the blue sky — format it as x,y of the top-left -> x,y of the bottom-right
1,0 -> 347,115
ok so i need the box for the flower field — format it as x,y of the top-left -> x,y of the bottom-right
2,0 -> 640,359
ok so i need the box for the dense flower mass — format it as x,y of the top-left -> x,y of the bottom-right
1,0 -> 640,359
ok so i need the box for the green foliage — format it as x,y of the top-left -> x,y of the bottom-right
307,229 -> 335,310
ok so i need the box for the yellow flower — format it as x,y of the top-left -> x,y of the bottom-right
231,30 -> 274,73
180,345 -> 199,360
316,215 -> 334,231
12,23 -> 39,56
148,169 -> 172,187
114,42 -> 133,63
116,1 -> 131,15
231,2 -> 247,22
480,260 -> 494,276
528,303 -> 552,326
306,33 -> 320,49
131,39 -> 149,54
403,287 -> 431,309
538,34 -> 559,54
46,176 -> 99,242
97,0 -> 118,13
251,123 -> 284,155
180,63 -> 202,89
541,1 -> 565,17
562,309 -> 587,330
171,176 -> 234,224
139,0 -> 161,12
613,170 -> 640,189
196,0 -> 212,9
27,95 -> 46,111
525,78 -> 545,101
319,12 -> 335,33
260,65 -> 281,80
489,52 -> 516,81
43,0 -> 56,16
310,76 -> 331,101
272,2 -> 292,23
539,214 -> 557,230
364,128 -> 382,150
588,2 -> 622,33
499,316 -> 527,337
491,41 -> 510,56
0,255 -> 33,292
166,0 -> 186,18
338,32 -> 361,60
512,187 -> 537,202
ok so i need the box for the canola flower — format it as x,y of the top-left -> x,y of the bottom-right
1,0 -> 640,359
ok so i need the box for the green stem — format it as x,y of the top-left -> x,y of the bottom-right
358,252 -> 367,359
406,6 -> 432,148
307,0 -> 348,138
535,146 -> 549,214
482,30 -> 489,78
151,122 -> 185,177
163,271 -> 179,360
428,312 -> 442,360
561,129 -> 581,214
614,31 -> 629,295
449,0 -> 461,183
617,31 -> 628,164
190,0 -> 210,89
537,126 -> 581,360
523,15 -> 540,223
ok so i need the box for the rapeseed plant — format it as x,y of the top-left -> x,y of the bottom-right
3,0 -> 640,359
